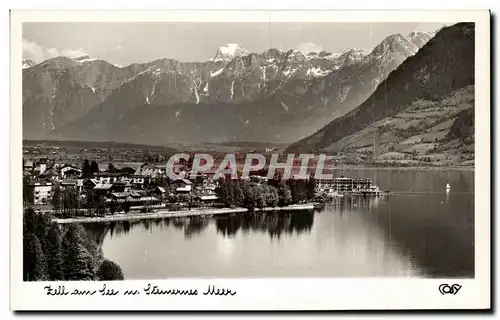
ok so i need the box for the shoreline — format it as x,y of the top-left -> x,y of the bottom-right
325,165 -> 474,172
52,203 -> 315,224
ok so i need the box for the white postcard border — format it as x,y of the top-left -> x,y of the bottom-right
10,9 -> 491,311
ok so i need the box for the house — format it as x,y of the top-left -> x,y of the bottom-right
249,175 -> 268,183
110,181 -> 131,193
173,178 -> 192,193
172,163 -> 185,174
37,158 -> 48,174
134,163 -> 163,179
130,189 -> 148,197
152,186 -> 168,199
196,194 -> 219,203
138,196 -> 161,206
129,175 -> 146,188
185,171 -> 208,185
196,179 -> 217,193
64,171 -> 81,179
24,160 -> 34,171
109,192 -> 127,201
60,179 -> 84,193
94,172 -> 123,184
40,168 -> 61,182
83,179 -> 99,191
106,191 -> 160,207
32,182 -> 53,205
109,190 -> 139,201
61,165 -> 82,178
93,183 -> 113,197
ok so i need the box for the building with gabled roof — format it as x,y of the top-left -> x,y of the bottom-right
32,181 -> 53,205
134,163 -> 163,179
173,178 -> 192,193
40,168 -> 61,182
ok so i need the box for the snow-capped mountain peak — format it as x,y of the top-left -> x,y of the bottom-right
337,48 -> 370,64
22,58 -> 36,69
74,55 -> 99,63
407,31 -> 432,39
406,31 -> 434,47
213,44 -> 250,61
370,33 -> 418,58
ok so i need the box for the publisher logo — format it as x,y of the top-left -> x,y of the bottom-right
439,284 -> 462,295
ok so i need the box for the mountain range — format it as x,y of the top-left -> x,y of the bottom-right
22,31 -> 434,144
287,23 -> 474,166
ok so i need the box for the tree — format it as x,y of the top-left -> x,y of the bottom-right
107,162 -> 117,173
109,203 -> 116,215
23,208 -> 38,237
216,179 -> 234,206
23,210 -> 50,282
242,183 -> 257,210
123,202 -> 131,214
277,181 -> 292,206
33,211 -> 52,254
265,185 -> 279,207
62,187 -> 79,217
90,161 -> 99,175
97,259 -> 124,281
23,176 -> 34,205
82,159 -> 91,178
287,179 -> 300,203
119,166 -> 136,176
268,171 -> 282,188
24,234 -> 48,281
95,196 -> 106,216
62,225 -> 96,280
306,176 -> 317,200
255,185 -> 266,209
63,243 -> 95,281
46,223 -> 64,280
233,181 -> 244,207
23,208 -> 122,282
52,185 -> 61,214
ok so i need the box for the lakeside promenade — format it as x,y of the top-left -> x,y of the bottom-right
52,203 -> 315,224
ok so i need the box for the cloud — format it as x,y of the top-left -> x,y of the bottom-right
22,38 -> 51,62
296,41 -> 323,53
22,38 -> 88,63
60,48 -> 88,59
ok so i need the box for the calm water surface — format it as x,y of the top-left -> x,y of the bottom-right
87,169 -> 474,279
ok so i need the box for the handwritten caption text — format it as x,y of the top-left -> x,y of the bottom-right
43,284 -> 236,297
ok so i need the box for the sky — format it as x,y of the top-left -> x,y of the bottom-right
22,22 -> 446,66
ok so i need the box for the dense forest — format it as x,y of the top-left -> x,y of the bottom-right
446,108 -> 474,142
23,208 -> 124,281
215,177 -> 316,209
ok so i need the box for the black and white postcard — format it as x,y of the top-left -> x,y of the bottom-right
10,9 -> 491,311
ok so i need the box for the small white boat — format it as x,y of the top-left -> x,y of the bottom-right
446,183 -> 451,191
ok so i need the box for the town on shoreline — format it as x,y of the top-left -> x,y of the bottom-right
23,151 -> 405,224
23,156 -> 323,221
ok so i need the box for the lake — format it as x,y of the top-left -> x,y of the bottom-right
87,169 -> 474,279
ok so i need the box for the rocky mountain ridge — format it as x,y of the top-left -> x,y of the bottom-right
23,31 -> 434,144
286,23 -> 474,164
